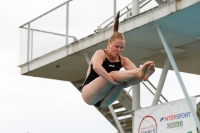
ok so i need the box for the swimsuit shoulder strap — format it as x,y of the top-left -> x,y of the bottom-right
103,49 -> 107,61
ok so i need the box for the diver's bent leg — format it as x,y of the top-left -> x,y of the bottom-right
82,62 -> 151,106
99,86 -> 123,108
81,69 -> 143,106
99,77 -> 142,108
81,76 -> 113,105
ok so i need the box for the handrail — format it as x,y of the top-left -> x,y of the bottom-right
95,0 -> 150,31
98,3 -> 132,28
19,0 -> 72,28
103,8 -> 132,29
21,27 -> 77,41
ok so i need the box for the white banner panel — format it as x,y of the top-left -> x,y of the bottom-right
134,97 -> 196,133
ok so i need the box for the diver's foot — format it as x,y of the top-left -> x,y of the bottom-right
142,63 -> 155,81
137,61 -> 151,79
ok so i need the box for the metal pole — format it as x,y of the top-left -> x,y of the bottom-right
156,25 -> 200,131
152,58 -> 170,106
132,62 -> 140,132
66,2 -> 69,46
31,30 -> 33,61
132,0 -> 139,16
22,27 -> 76,39
108,105 -> 125,133
27,23 -> 30,70
132,83 -> 140,110
114,0 -> 116,21
19,0 -> 73,28
132,62 -> 141,110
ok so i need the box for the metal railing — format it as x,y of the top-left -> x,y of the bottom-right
19,0 -> 158,66
19,0 -> 73,66
94,0 -> 152,32
19,0 -> 161,65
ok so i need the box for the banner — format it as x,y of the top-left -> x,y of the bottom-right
134,97 -> 196,133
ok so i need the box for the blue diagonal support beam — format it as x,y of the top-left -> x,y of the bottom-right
155,25 -> 200,131
152,58 -> 170,106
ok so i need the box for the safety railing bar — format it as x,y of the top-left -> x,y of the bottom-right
140,0 -> 152,9
98,0 -> 149,29
196,95 -> 200,98
21,27 -> 77,40
140,0 -> 150,5
19,0 -> 72,28
191,95 -> 200,98
102,8 -> 131,29
147,80 -> 168,102
126,87 -> 132,95
142,82 -> 163,104
98,3 -> 132,28
101,0 -> 150,30
100,6 -> 131,29
118,88 -> 132,104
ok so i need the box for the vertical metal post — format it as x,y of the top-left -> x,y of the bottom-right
152,58 -> 170,106
132,83 -> 140,110
132,62 -> 140,132
66,2 -> 69,46
156,25 -> 200,131
132,62 -> 141,110
30,30 -> 33,61
108,105 -> 125,133
132,0 -> 139,16
114,0 -> 116,21
27,23 -> 30,62
27,23 -> 30,71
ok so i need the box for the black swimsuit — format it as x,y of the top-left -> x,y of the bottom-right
83,49 -> 122,107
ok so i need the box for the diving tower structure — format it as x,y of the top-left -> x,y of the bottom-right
19,0 -> 200,132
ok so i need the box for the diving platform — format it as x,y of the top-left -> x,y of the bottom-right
19,0 -> 200,132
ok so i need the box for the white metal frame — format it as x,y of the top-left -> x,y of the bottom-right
27,23 -> 30,71
131,1 -> 140,131
152,58 -> 170,106
66,2 -> 69,46
21,0 -> 73,69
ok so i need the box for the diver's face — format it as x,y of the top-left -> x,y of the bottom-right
108,39 -> 125,57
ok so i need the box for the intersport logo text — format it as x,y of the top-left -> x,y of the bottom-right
160,112 -> 191,122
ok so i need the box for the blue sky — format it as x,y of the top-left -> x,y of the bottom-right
0,0 -> 200,133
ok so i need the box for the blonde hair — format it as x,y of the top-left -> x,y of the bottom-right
108,11 -> 125,43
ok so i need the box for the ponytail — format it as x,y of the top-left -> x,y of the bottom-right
108,11 -> 125,43
113,11 -> 120,32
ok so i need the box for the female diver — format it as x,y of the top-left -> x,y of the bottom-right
81,12 -> 155,108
